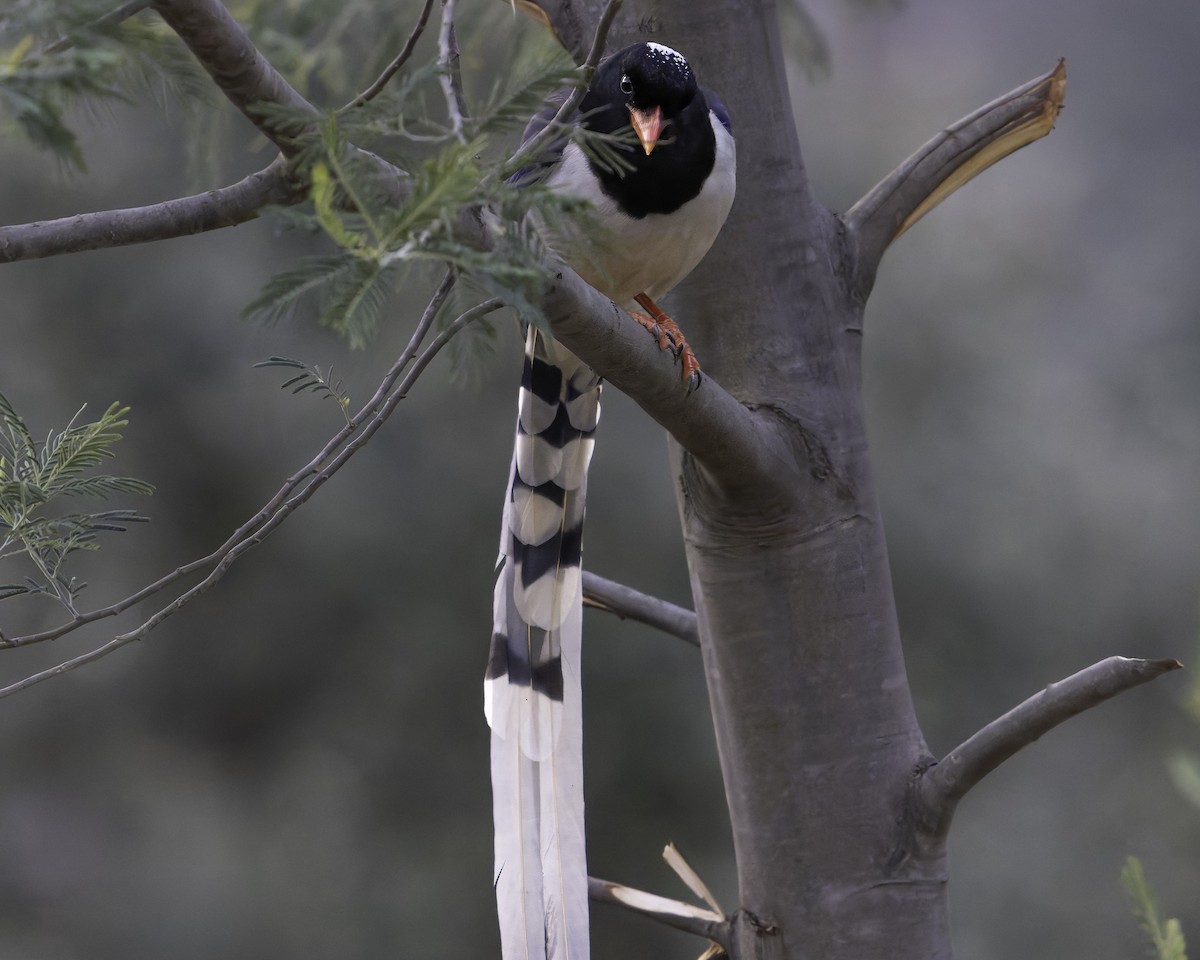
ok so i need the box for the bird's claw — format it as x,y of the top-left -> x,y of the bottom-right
630,308 -> 702,391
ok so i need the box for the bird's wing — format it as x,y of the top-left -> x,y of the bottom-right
702,86 -> 734,134
507,90 -> 576,189
487,326 -> 600,960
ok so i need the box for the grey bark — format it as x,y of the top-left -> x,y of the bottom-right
564,3 -> 947,957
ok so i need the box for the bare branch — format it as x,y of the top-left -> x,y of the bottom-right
500,0 -> 622,181
147,0 -> 410,202
662,841 -> 724,914
149,0 -> 318,151
582,570 -> 699,646
916,655 -> 1183,835
0,0 -> 414,264
508,0 -> 635,64
846,59 -> 1066,295
4,0 -> 781,499
0,278 -> 505,697
45,0 -> 151,54
340,0 -> 436,112
538,263 -> 792,501
0,158 -> 297,263
588,875 -> 729,948
436,0 -> 469,142
1,271 -> 454,649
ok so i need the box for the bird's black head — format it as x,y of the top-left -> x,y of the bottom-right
582,42 -> 700,148
579,42 -> 718,218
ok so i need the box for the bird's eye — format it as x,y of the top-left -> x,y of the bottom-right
619,75 -> 633,96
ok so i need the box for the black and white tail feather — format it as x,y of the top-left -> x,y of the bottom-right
486,326 -> 600,960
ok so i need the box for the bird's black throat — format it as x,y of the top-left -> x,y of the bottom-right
579,44 -> 719,220
584,101 -> 717,219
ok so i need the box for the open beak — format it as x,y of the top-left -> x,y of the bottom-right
628,105 -> 666,155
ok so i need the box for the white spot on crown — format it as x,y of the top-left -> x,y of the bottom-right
645,42 -> 689,70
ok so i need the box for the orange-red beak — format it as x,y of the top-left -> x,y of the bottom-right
628,105 -> 666,155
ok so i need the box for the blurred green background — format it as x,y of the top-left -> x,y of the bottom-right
1,0 -> 1197,957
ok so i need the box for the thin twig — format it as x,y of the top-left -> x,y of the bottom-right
588,875 -> 729,948
499,0 -> 622,181
1,269 -> 451,650
437,0 -> 469,143
916,655 -> 1182,836
340,0 -> 437,112
149,0 -> 411,201
0,282 -> 504,699
2,271 -> 455,650
582,570 -> 699,646
45,0 -> 151,54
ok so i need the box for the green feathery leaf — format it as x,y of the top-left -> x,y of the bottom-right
242,253 -> 364,326
254,357 -> 352,420
1122,856 -> 1189,960
0,390 -> 152,613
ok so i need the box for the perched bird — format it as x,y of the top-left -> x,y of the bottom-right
485,40 -> 735,960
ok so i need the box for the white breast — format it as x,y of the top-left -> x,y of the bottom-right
543,113 -> 736,308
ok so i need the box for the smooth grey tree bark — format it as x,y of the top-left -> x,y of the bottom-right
0,1 -> 1179,958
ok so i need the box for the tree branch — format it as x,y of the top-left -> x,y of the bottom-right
0,158 -> 297,263
147,0 -> 411,197
500,0 -> 621,180
45,0 -> 151,54
582,570 -> 699,646
916,655 -> 1183,835
436,0 -> 469,142
5,0 -> 785,498
588,875 -> 729,949
149,0 -> 318,151
846,58 -> 1066,295
340,0 -> 436,112
537,263 -> 793,500
510,0 -> 637,63
0,278 -> 504,697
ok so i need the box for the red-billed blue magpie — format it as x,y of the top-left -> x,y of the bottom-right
486,40 -> 735,960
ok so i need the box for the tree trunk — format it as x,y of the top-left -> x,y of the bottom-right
548,1 -> 964,957
543,0 -> 956,953
663,6 -> 949,957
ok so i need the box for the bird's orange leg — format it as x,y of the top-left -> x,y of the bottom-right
630,293 -> 702,391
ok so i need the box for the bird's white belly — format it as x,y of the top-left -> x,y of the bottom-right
543,121 -> 735,307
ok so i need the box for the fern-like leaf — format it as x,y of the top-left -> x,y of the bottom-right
254,357 -> 353,420
0,390 -> 152,613
319,259 -> 394,347
242,253 -> 363,326
1122,856 -> 1189,960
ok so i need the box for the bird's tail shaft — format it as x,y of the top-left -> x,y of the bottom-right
487,327 -> 600,960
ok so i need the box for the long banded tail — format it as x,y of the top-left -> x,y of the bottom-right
486,326 -> 601,960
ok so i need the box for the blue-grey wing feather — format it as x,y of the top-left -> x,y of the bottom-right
702,87 -> 733,134
508,89 -> 576,188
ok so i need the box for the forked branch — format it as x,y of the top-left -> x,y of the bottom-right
0,277 -> 503,697
149,0 -> 318,149
2,0 -> 781,499
916,655 -> 1182,835
340,0 -> 437,112
846,59 -> 1066,294
588,875 -> 728,949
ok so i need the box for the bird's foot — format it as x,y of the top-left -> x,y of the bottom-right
631,295 -> 702,393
